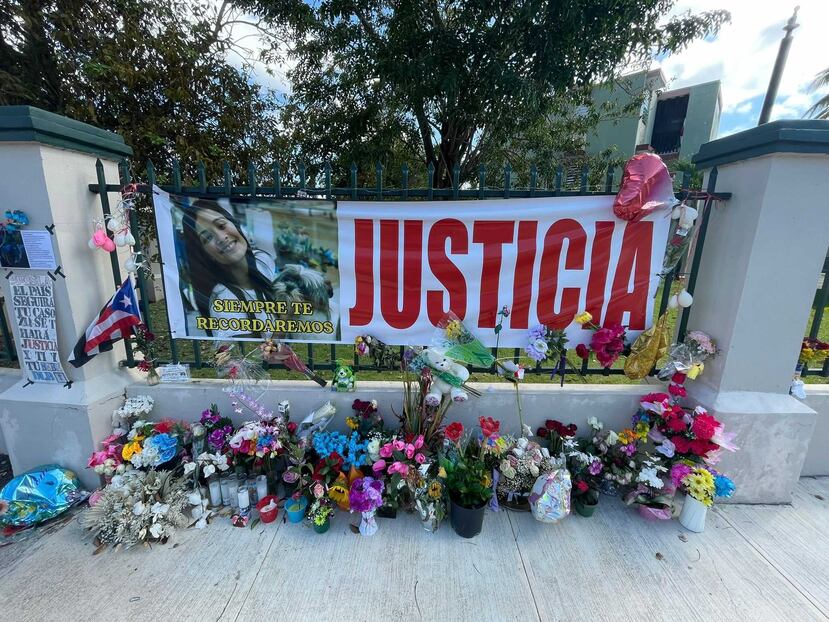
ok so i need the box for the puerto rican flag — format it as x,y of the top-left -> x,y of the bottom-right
69,278 -> 142,368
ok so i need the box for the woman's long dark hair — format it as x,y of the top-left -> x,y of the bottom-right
181,199 -> 275,322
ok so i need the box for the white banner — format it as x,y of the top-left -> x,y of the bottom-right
8,274 -> 68,383
338,196 -> 671,347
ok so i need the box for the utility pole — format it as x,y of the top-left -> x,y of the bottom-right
758,7 -> 800,125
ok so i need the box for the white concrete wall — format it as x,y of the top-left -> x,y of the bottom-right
801,386 -> 829,476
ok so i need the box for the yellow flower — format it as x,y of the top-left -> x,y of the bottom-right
481,473 -> 492,488
574,311 -> 593,325
328,483 -> 349,509
345,417 -> 359,430
427,481 -> 443,499
122,441 -> 142,460
618,429 -> 637,445
634,422 -> 650,441
438,466 -> 447,479
445,320 -> 463,340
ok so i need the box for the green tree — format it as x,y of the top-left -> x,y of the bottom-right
0,0 -> 286,182
806,67 -> 829,120
239,0 -> 729,187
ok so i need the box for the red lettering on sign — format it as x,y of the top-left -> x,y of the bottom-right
510,221 -> 537,330
427,219 -> 468,324
585,221 -> 615,322
537,219 -> 586,329
380,220 -> 423,329
473,221 -> 515,328
348,219 -> 374,326
605,221 -> 653,329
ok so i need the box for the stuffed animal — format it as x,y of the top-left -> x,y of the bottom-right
333,362 -> 356,392
422,347 -> 470,406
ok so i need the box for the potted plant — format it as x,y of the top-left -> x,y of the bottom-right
370,434 -> 429,517
565,435 -> 604,517
440,417 -> 500,538
285,492 -> 309,523
307,497 -> 334,534
624,456 -> 674,521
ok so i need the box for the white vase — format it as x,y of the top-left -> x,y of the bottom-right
679,494 -> 707,533
360,510 -> 378,537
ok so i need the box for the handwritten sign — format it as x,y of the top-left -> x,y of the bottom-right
158,363 -> 191,383
9,274 -> 68,384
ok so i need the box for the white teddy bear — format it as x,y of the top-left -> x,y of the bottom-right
422,347 -> 470,406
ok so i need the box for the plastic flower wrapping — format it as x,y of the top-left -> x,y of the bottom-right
0,465 -> 88,527
431,312 -> 495,368
658,331 -> 718,380
528,464 -> 571,523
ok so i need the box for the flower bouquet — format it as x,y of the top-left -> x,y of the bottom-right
572,311 -> 628,369
623,456 -> 673,520
121,419 -> 189,470
566,441 -> 603,517
349,476 -> 385,536
658,330 -> 718,380
83,469 -> 191,548
673,463 -> 735,532
414,477 -> 446,532
371,434 -> 428,515
495,437 -> 557,511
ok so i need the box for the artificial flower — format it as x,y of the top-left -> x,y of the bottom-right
479,417 -> 500,439
574,311 -> 593,325
427,481 -> 443,499
590,324 -> 626,368
575,344 -> 590,359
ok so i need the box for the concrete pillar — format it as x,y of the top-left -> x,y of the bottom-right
0,106 -> 135,489
688,120 -> 829,502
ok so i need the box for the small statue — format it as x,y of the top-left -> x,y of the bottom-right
333,361 -> 356,392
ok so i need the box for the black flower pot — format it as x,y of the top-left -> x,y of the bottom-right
450,498 -> 487,538
376,504 -> 397,519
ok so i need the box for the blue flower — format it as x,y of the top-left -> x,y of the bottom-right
714,475 -> 735,498
144,433 -> 178,465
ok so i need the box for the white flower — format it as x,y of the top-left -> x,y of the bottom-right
132,501 -> 145,515
183,461 -> 196,475
370,400 -> 378,409
540,447 -> 550,459
529,463 -> 539,477
94,464 -> 104,475
203,464 -> 216,478
532,339 -> 549,354
638,467 -> 665,489
563,438 -> 578,450
367,439 -> 381,461
606,430 -> 619,446
587,416 -> 603,431
522,424 -> 532,438
516,437 -> 529,450
191,423 -> 205,437
187,491 -> 203,506
149,523 -> 164,539
151,502 -> 170,516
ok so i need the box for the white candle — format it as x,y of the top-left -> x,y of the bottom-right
256,475 -> 268,501
220,477 -> 232,506
237,487 -> 250,510
208,479 -> 222,507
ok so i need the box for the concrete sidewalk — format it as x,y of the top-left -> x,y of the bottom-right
1,478 -> 827,622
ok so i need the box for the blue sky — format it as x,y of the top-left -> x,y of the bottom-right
658,0 -> 827,136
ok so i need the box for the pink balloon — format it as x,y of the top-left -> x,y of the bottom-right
613,153 -> 676,221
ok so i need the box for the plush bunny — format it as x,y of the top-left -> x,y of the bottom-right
422,348 -> 470,406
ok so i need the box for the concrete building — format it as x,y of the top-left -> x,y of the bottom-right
587,69 -> 722,162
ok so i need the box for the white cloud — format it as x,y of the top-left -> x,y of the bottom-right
655,0 -> 829,132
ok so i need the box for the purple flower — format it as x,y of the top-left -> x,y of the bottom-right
348,476 -> 385,512
588,460 -> 603,476
207,428 -> 227,451
670,463 -> 693,488
620,443 -> 637,457
528,324 -> 547,340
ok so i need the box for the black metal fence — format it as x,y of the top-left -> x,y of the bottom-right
86,158 -> 726,379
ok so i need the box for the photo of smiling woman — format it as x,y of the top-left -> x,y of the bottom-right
172,196 -> 340,341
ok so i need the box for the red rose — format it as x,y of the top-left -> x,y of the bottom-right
667,418 -> 687,433
562,423 -> 578,438
536,427 -> 549,438
671,372 -> 687,384
479,416 -> 501,439
287,422 -> 298,435
575,344 -> 590,359
545,419 -> 559,431
668,383 -> 687,397
576,480 -> 589,493
691,413 -> 718,441
444,422 -> 464,443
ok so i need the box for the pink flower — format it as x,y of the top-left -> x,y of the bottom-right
388,461 -> 409,477
392,439 -> 405,452
405,444 -> 415,459
670,463 -> 693,488
590,324 -> 626,368
101,433 -> 123,448
312,483 -> 325,499
668,383 -> 687,397
372,459 -> 387,473
414,453 -> 426,464
379,444 -> 393,458
87,451 -> 108,468
413,435 -> 424,450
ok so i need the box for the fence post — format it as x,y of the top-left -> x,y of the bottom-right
0,105 -> 135,489
687,119 -> 829,502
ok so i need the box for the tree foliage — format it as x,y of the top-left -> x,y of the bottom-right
239,0 -> 729,186
807,67 -> 829,120
0,0 -> 285,182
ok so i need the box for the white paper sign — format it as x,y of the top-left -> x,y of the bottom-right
8,274 -> 69,383
0,230 -> 57,270
158,363 -> 191,383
